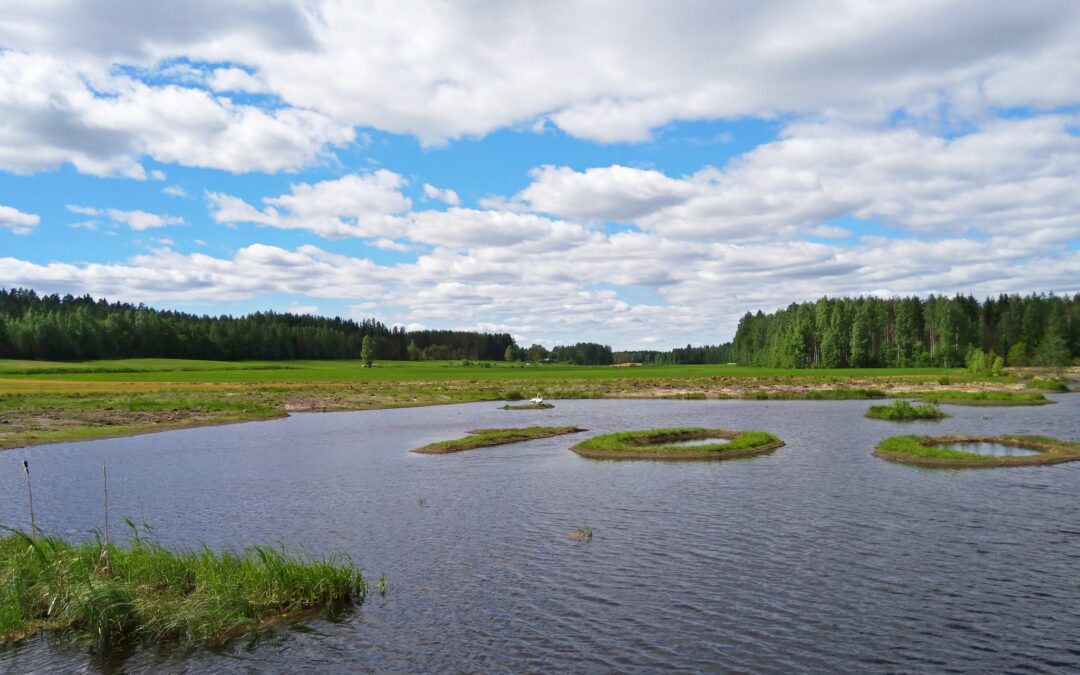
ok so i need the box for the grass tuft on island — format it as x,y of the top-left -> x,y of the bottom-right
905,390 -> 1051,406
873,434 -> 1080,468
412,426 -> 585,454
499,402 -> 555,410
0,527 -> 369,649
865,399 -> 948,421
572,427 -> 784,460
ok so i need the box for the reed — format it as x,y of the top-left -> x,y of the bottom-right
0,522 -> 369,649
865,399 -> 948,421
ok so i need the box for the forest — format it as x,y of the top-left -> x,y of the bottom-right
0,288 -> 515,362
614,293 -> 1078,369
728,293 -> 1078,368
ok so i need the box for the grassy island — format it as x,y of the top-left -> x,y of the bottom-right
865,399 -> 948,421
499,402 -> 555,410
571,427 -> 784,460
0,529 -> 370,649
908,390 -> 1051,406
411,426 -> 585,454
1025,378 -> 1071,393
874,434 -> 1080,468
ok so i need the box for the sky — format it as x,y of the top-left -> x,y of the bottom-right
0,1 -> 1078,350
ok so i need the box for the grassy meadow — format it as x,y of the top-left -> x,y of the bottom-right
0,357 -> 1060,452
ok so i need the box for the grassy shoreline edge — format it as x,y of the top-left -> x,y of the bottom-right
1,358 -> 1072,453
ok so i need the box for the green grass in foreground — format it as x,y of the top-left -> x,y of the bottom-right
909,390 -> 1051,406
572,427 -> 783,460
0,526 -> 369,648
412,426 -> 585,454
865,399 -> 948,421
874,434 -> 1080,467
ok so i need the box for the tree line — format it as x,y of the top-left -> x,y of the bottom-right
0,288 -> 515,362
730,293 -> 1078,368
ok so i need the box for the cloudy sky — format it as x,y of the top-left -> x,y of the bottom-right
1,1 -> 1078,349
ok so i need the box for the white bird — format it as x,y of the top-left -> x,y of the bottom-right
530,393 -> 544,404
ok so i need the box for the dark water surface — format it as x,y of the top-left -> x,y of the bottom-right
2,396 -> 1079,673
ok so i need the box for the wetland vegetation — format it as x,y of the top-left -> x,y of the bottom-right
912,390 -> 1051,406
1,356 -> 1069,453
411,426 -> 585,454
0,526 -> 370,649
873,434 -> 1080,467
572,427 -> 783,460
865,399 -> 948,421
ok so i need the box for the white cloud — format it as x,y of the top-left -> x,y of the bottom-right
2,2 -> 1079,146
0,51 -> 353,177
163,185 -> 189,198
0,205 -> 40,235
513,165 -> 696,221
422,183 -> 460,206
285,302 -> 320,315
208,171 -> 410,238
506,116 -> 1080,246
66,204 -> 184,230
207,67 -> 270,94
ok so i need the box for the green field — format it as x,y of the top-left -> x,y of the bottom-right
0,357 -> 1055,453
0,357 -> 975,383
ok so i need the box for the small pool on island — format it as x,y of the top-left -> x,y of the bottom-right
935,441 -> 1042,457
657,437 -> 731,447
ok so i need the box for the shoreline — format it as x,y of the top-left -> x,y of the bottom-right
2,366 -> 1072,453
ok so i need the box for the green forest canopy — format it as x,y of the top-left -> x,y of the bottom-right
2,288 -> 1076,368
616,293 -> 1078,369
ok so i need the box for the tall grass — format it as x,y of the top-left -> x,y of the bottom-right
865,399 -> 948,421
0,523 -> 369,649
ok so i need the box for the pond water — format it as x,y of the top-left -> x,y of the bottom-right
937,441 -> 1043,457
2,396 -> 1079,673
655,436 -> 730,447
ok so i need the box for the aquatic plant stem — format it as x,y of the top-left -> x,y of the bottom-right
22,459 -> 35,533
102,463 -> 110,570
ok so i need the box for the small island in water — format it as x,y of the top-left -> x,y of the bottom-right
874,434 -> 1080,468
572,427 -> 784,460
412,426 -> 585,454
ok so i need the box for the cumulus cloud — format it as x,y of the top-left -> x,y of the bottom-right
2,2 -> 1079,147
507,116 -> 1080,245
0,51 -> 353,177
422,183 -> 460,206
0,205 -> 40,235
208,171 -> 410,238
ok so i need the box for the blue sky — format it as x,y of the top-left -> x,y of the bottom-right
1,2 -> 1078,348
